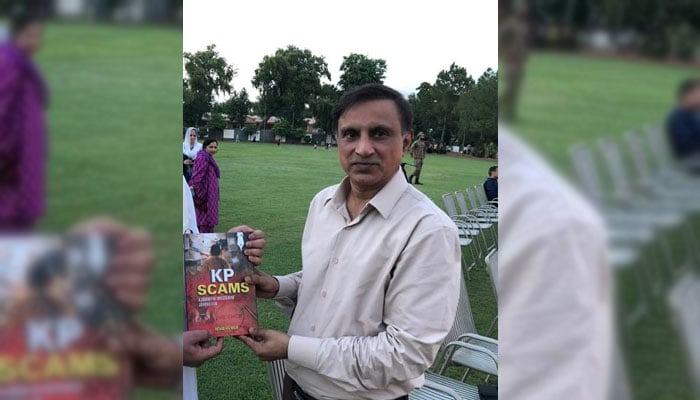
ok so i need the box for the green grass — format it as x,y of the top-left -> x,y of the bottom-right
512,52 -> 698,173
36,23 -> 182,399
510,52 -> 698,400
196,142 -> 498,399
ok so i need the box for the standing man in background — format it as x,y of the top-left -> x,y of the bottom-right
408,132 -> 426,185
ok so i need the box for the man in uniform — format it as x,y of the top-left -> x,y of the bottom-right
408,132 -> 427,185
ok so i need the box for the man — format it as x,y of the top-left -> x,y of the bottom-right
666,79 -> 700,165
239,84 -> 461,400
0,13 -> 48,231
408,131 -> 426,185
483,165 -> 498,202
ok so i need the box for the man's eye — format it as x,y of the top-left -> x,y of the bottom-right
342,131 -> 358,139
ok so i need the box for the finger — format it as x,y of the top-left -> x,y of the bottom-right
237,334 -> 259,350
69,216 -> 127,236
112,289 -> 147,312
245,237 -> 266,249
184,330 -> 212,344
243,248 -> 263,258
228,225 -> 253,234
200,338 -> 224,359
247,256 -> 262,266
110,250 -> 155,274
248,230 -> 265,240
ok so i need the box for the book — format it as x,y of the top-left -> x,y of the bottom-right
0,234 -> 130,399
183,232 -> 258,337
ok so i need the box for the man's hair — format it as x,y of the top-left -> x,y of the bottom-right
488,165 -> 498,176
677,78 -> 700,100
210,244 -> 221,256
202,138 -> 218,148
332,84 -> 413,135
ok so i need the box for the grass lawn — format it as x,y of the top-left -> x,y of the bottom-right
195,142 -> 498,399
36,23 -> 182,399
510,52 -> 698,400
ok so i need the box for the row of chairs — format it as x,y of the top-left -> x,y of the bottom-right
442,185 -> 498,281
569,126 -> 700,399
569,126 -> 700,329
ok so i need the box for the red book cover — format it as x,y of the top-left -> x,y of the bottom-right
0,235 -> 130,400
183,232 -> 258,337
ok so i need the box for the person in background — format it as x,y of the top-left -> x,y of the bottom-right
483,165 -> 498,202
0,13 -> 48,232
408,132 -> 426,185
190,139 -> 220,233
183,127 -> 202,183
666,79 -> 700,166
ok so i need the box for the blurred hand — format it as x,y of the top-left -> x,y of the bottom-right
244,268 -> 279,298
228,225 -> 266,266
106,321 -> 181,388
238,327 -> 289,361
183,330 -> 224,367
71,217 -> 154,313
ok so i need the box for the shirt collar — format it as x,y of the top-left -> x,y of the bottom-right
324,168 -> 408,219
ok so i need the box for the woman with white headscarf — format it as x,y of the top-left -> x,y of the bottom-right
183,127 -> 202,183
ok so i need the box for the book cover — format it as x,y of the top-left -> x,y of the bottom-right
183,232 -> 258,337
0,234 -> 130,399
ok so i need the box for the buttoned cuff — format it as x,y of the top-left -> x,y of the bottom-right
288,335 -> 321,370
274,275 -> 297,299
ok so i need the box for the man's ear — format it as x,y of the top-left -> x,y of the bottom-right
403,131 -> 413,153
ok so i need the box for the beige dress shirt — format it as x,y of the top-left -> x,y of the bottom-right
275,169 -> 461,400
498,129 -> 614,400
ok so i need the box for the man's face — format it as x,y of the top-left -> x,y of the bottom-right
492,168 -> 498,178
14,23 -> 44,55
337,100 -> 411,193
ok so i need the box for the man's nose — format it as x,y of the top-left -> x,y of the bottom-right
354,133 -> 375,156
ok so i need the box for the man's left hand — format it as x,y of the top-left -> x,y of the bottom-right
238,327 -> 290,361
228,225 -> 266,266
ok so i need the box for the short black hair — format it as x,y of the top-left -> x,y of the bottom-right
202,139 -> 218,148
488,165 -> 498,175
210,244 -> 221,256
332,84 -> 413,135
678,79 -> 700,100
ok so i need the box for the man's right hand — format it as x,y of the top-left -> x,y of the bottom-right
244,268 -> 280,299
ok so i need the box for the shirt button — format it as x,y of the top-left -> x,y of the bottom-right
321,290 -> 327,298
344,226 -> 351,231
310,325 -> 316,332
332,257 -> 339,264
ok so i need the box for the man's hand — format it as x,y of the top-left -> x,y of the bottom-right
244,268 -> 280,298
238,327 -> 290,361
71,217 -> 154,313
228,225 -> 266,266
183,330 -> 224,367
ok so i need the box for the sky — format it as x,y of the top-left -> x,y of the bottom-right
183,0 -> 498,103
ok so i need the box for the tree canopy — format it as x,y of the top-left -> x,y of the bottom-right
183,44 -> 236,127
338,53 -> 387,92
252,45 -> 330,128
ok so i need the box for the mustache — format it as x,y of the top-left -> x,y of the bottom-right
349,158 -> 381,165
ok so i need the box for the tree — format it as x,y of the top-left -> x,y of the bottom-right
457,68 -> 498,153
271,119 -> 291,137
219,89 -> 252,129
252,46 -> 330,128
309,84 -> 341,134
338,53 -> 387,92
183,44 -> 236,126
207,112 -> 227,132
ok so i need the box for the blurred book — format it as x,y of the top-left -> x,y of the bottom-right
0,233 -> 130,399
183,232 -> 258,337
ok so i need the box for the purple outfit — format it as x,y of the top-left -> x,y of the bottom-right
0,43 -> 48,231
189,149 -> 220,232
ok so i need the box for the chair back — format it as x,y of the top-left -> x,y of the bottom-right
625,131 -> 654,185
267,360 -> 286,400
444,269 -> 476,344
454,191 -> 470,215
596,137 -> 634,200
569,144 -> 606,206
466,187 -> 480,210
485,249 -> 498,299
442,193 -> 459,218
475,185 -> 488,206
